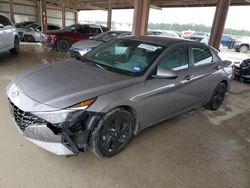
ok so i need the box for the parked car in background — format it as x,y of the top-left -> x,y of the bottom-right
220,35 -> 235,49
15,21 -> 35,29
42,24 -> 109,52
0,14 -> 19,55
22,23 -> 60,42
234,59 -> 250,82
234,37 -> 250,53
182,30 -> 194,39
200,36 -> 223,50
70,30 -> 131,59
158,31 -> 180,38
7,36 -> 233,157
189,32 -> 209,42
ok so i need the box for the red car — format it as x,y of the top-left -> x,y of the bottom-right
42,24 -> 109,52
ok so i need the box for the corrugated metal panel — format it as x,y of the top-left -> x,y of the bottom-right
14,15 -> 37,23
47,9 -> 62,18
0,2 -> 10,13
13,0 -> 36,6
47,18 -> 62,27
66,11 -> 74,19
13,4 -> 36,15
66,20 -> 75,26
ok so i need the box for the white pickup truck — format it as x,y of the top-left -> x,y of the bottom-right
0,14 -> 19,55
235,37 -> 250,53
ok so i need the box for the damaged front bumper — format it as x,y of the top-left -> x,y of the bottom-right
8,99 -> 102,156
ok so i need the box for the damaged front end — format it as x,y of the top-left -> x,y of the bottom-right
8,99 -> 102,156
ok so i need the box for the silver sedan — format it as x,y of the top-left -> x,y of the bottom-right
7,36 -> 233,157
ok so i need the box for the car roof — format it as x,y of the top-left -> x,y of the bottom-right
121,35 -> 201,46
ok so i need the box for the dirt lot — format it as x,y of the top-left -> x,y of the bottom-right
0,43 -> 249,188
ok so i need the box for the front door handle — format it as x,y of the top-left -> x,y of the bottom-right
184,75 -> 194,80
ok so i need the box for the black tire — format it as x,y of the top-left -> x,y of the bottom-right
56,39 -> 71,52
24,35 -> 35,42
239,45 -> 249,53
206,83 -> 227,111
10,37 -> 19,55
89,108 -> 135,157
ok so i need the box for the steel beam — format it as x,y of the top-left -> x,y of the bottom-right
132,0 -> 151,36
62,3 -> 66,28
40,0 -> 47,33
107,0 -> 112,30
209,0 -> 231,49
9,0 -> 15,24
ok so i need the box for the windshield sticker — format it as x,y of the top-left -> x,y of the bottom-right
133,66 -> 142,72
138,44 -> 161,52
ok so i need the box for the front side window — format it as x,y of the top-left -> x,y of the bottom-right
158,46 -> 189,71
0,15 -> 11,26
192,46 -> 213,66
76,26 -> 90,34
84,39 -> 165,76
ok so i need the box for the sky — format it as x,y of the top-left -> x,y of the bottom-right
78,6 -> 250,30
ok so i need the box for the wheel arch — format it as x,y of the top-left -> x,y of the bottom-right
241,43 -> 250,49
103,105 -> 141,136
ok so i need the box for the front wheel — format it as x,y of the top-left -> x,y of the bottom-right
206,83 -> 227,111
56,39 -> 71,52
239,45 -> 249,53
10,37 -> 19,55
89,108 -> 135,157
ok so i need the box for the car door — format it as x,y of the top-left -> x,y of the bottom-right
142,45 -> 199,128
0,15 -> 12,51
188,45 -> 222,102
73,25 -> 92,43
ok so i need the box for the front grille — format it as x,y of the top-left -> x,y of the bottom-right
9,100 -> 46,132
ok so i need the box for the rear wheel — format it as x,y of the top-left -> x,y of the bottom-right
56,39 -> 71,52
10,37 -> 19,55
89,108 -> 135,157
239,45 -> 249,53
206,83 -> 227,111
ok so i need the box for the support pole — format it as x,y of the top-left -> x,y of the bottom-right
107,0 -> 112,30
62,4 -> 66,28
132,0 -> 151,36
9,0 -> 15,24
74,11 -> 78,24
209,0 -> 231,49
40,0 -> 47,33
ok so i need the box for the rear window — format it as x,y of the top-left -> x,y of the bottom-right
0,15 -> 12,26
192,46 -> 213,66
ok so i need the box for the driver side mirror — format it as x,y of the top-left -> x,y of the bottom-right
156,67 -> 178,79
0,24 -> 4,28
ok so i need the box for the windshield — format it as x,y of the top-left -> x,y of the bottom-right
84,39 -> 165,76
63,24 -> 79,32
24,23 -> 39,30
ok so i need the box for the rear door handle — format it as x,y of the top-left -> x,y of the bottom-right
184,75 -> 194,80
214,65 -> 221,70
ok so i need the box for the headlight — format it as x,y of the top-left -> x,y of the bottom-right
33,98 -> 96,124
79,48 -> 92,56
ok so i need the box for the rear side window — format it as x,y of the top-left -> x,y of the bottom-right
158,46 -> 189,71
90,27 -> 102,35
192,46 -> 213,66
0,15 -> 12,26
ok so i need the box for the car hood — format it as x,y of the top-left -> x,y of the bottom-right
71,39 -> 103,49
12,59 -> 139,109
